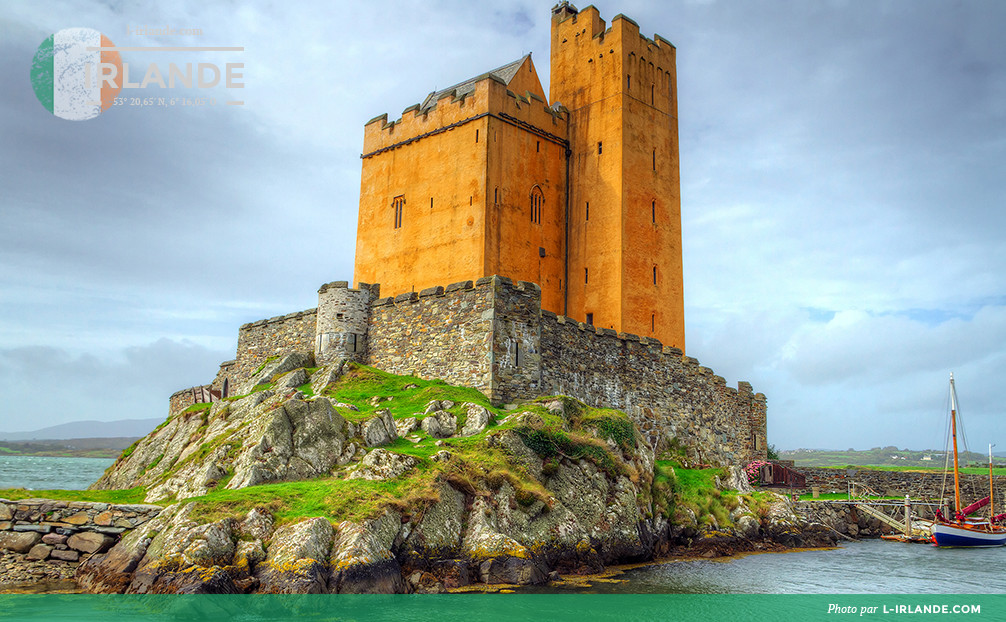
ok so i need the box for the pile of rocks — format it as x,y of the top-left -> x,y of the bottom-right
0,499 -> 160,566
0,548 -> 77,589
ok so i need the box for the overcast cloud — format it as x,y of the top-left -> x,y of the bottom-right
1,0 -> 1004,451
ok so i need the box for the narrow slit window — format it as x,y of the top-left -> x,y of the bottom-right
514,341 -> 521,367
586,312 -> 593,326
652,148 -> 656,170
494,187 -> 498,204
651,313 -> 655,332
584,267 -> 588,284
393,195 -> 405,229
653,266 -> 657,285
651,199 -> 656,223
536,140 -> 540,153
585,201 -> 589,221
597,141 -> 602,155
475,129 -> 479,142
627,74 -> 631,90
430,197 -> 433,209
651,84 -> 654,105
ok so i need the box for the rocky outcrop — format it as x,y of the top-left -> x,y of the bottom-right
348,449 -> 418,480
91,364 -> 370,502
77,369 -> 814,594
420,410 -> 457,438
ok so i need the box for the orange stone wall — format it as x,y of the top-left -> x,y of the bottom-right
354,56 -> 569,313
354,84 -> 490,297
483,72 -> 568,315
550,5 -> 684,350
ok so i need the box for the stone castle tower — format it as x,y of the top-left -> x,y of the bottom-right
353,2 -> 685,351
169,3 -> 767,467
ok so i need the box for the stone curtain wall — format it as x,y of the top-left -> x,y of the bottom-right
365,279 -> 496,394
488,277 -> 544,404
169,275 -> 767,466
537,310 -> 767,465
0,498 -> 160,564
366,275 -> 767,465
168,385 -> 212,419
793,467 -> 1006,503
234,309 -> 318,380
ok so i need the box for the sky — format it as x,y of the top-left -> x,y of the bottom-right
1,0 -> 1004,452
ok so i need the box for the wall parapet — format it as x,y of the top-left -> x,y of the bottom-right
240,308 -> 317,331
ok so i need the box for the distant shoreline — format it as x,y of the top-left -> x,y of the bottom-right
0,438 -> 137,460
0,450 -> 120,459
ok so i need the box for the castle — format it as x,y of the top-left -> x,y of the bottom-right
168,4 -> 768,466
355,2 -> 684,350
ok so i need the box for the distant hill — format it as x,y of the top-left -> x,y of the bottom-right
0,418 -> 162,441
781,447 -> 1004,468
0,437 -> 139,458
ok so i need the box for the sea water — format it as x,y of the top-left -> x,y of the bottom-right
545,539 -> 1006,594
0,455 -> 113,491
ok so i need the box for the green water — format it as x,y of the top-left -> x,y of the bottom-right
542,539 -> 1006,594
0,455 -> 113,490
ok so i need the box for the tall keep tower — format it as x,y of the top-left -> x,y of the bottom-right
550,3 -> 684,350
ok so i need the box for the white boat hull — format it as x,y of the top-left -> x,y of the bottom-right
931,522 -> 1006,547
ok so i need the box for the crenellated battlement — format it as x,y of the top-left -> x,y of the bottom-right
553,4 -> 675,59
362,73 -> 566,158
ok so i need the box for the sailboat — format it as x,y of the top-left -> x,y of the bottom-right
930,373 -> 1006,547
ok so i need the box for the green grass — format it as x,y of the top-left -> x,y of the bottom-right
0,487 -> 147,504
183,472 -> 442,525
506,399 -> 636,479
324,364 -> 503,424
648,460 -> 775,528
251,355 -> 279,377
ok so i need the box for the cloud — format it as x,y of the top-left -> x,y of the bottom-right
3,0 -> 1006,454
0,339 -> 229,433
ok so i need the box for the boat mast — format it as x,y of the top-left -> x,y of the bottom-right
950,373 -> 962,518
991,444 -> 995,522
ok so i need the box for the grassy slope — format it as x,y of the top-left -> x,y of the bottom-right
0,365 -> 774,533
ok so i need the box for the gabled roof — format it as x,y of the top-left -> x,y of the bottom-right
419,54 -> 531,113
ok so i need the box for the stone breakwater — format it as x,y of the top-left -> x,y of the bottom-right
795,501 -> 899,541
792,467 -> 1006,503
0,499 -> 160,567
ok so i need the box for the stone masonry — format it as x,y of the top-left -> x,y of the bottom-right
0,498 -> 160,565
170,275 -> 768,466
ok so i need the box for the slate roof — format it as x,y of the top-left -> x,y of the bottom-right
419,54 -> 530,113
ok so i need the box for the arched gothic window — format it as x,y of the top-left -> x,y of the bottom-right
530,186 -> 543,224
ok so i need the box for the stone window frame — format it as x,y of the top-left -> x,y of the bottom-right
530,185 -> 544,224
393,195 -> 405,229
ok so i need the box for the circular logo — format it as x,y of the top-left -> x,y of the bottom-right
30,28 -> 123,121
